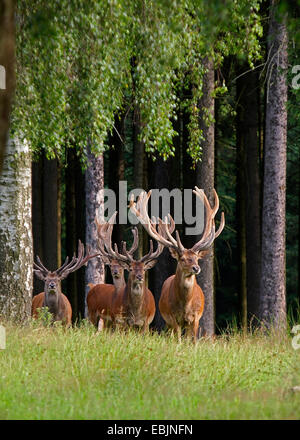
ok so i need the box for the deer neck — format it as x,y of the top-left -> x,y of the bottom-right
44,286 -> 63,317
174,265 -> 196,301
113,275 -> 126,291
126,275 -> 144,312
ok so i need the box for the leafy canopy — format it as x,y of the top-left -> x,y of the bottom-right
14,0 -> 263,164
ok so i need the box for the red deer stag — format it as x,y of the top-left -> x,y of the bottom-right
130,187 -> 225,342
32,240 -> 99,326
87,213 -> 164,332
87,213 -> 137,330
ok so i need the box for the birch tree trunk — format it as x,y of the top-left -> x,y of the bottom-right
196,57 -> 215,337
0,138 -> 33,322
259,1 -> 288,330
0,0 -> 15,172
84,146 -> 105,317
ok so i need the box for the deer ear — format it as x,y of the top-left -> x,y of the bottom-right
144,259 -> 157,270
197,250 -> 209,259
33,270 -> 46,281
169,248 -> 180,260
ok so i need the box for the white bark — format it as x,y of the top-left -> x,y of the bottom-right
84,146 -> 105,317
0,138 -> 33,322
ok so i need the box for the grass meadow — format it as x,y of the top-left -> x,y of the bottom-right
0,319 -> 300,420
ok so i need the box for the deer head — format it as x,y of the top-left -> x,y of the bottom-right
99,212 -> 164,290
34,240 -> 100,307
95,212 -> 138,283
129,187 -> 225,278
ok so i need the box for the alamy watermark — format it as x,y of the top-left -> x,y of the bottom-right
291,325 -> 300,350
0,65 -> 5,90
98,182 -> 206,236
0,325 -> 5,350
292,65 -> 300,90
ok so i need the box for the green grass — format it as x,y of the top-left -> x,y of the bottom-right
0,320 -> 300,420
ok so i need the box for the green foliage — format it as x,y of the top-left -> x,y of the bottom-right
14,0 -> 132,163
34,307 -> 54,327
13,0 -> 263,165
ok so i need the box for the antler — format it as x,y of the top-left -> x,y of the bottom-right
55,240 -> 100,280
33,256 -> 51,280
95,212 -> 139,263
129,188 -> 225,254
139,239 -> 164,264
190,187 -> 225,252
129,190 -> 185,255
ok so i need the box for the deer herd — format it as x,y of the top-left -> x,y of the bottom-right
32,187 -> 225,342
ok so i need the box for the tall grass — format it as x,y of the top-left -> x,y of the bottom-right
0,319 -> 300,420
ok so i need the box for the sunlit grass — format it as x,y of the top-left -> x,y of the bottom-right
0,319 -> 300,420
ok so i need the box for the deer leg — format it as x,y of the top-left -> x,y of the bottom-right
171,325 -> 181,343
142,322 -> 149,333
192,320 -> 200,343
97,317 -> 104,332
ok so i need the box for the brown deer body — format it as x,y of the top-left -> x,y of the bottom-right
87,213 -> 163,332
32,241 -> 99,326
130,188 -> 225,342
86,260 -> 126,330
112,261 -> 156,330
87,214 -> 132,330
32,288 -> 72,326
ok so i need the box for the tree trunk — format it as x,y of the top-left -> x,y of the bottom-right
42,155 -> 58,271
32,154 -> 59,295
32,158 -> 44,295
133,106 -> 145,259
0,138 -> 33,322
237,67 -> 261,328
259,1 -> 287,330
85,145 -> 105,317
108,114 -> 125,246
65,148 -> 85,322
236,112 -> 247,331
57,162 -> 62,268
148,155 -> 173,331
0,0 -> 15,172
196,57 -> 215,337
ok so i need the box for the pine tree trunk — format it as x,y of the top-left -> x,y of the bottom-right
85,145 -> 105,317
32,158 -> 44,295
65,149 -> 79,321
133,106 -> 145,259
237,68 -> 261,328
0,138 -> 33,322
236,115 -> 247,331
259,2 -> 287,330
57,162 -> 62,268
148,155 -> 173,331
196,57 -> 215,337
42,155 -> 58,271
0,0 -> 15,172
108,115 -> 125,246
32,155 -> 60,295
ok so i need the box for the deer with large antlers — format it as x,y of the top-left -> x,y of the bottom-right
130,187 -> 225,342
32,240 -> 99,326
87,213 -> 137,330
87,212 -> 164,332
